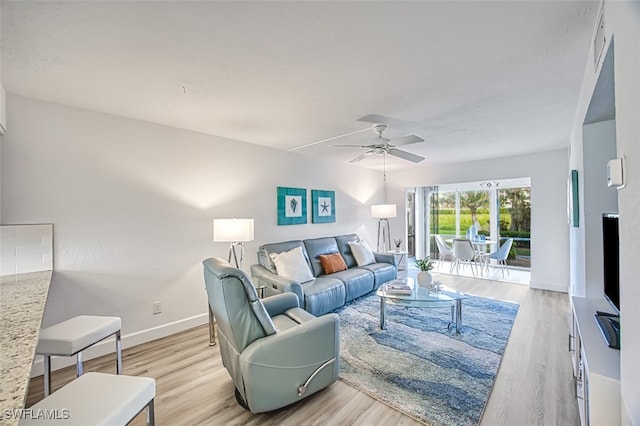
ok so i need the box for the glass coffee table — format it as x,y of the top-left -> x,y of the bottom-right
376,278 -> 467,333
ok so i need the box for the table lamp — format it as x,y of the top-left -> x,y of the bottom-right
371,204 -> 396,252
213,218 -> 254,268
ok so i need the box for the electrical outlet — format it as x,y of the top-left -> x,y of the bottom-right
152,301 -> 162,315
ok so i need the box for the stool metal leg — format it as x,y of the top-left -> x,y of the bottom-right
116,330 -> 123,374
44,355 -> 52,397
76,351 -> 84,376
147,399 -> 155,426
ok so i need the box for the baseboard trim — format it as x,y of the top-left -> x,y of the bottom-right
30,313 -> 208,377
530,279 -> 568,293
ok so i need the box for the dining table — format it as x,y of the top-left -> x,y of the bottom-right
471,239 -> 497,272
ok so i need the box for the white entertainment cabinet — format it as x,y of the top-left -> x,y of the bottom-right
570,296 -> 620,425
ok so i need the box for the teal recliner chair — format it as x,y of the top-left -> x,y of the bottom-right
203,257 -> 340,413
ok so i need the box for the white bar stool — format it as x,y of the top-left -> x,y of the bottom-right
19,372 -> 155,426
36,315 -> 122,396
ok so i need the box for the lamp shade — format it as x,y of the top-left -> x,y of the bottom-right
213,218 -> 254,242
371,204 -> 397,219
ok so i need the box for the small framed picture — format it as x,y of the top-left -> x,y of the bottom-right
311,189 -> 335,223
277,186 -> 307,225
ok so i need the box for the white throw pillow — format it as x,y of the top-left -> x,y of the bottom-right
269,246 -> 315,283
348,240 -> 376,266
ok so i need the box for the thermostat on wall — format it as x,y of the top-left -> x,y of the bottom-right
607,158 -> 624,188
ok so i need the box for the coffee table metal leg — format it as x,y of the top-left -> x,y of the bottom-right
455,299 -> 463,334
380,297 -> 386,330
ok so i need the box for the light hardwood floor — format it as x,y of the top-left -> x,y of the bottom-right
26,274 -> 579,425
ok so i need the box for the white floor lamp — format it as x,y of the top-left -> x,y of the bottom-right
209,218 -> 254,347
213,218 -> 255,268
371,204 -> 396,253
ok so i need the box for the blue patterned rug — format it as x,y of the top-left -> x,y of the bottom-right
336,292 -> 519,425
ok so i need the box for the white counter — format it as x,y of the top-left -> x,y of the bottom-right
0,271 -> 52,425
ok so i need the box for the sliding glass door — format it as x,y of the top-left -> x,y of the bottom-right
421,178 -> 531,269
498,186 -> 531,268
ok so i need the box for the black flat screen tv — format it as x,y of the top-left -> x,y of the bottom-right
602,214 -> 620,313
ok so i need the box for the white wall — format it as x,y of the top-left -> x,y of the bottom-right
389,149 -> 570,292
1,94 -> 384,360
0,132 -> 2,224
582,120 -> 618,299
0,3 -> 4,223
569,2 -> 640,423
606,3 -> 640,423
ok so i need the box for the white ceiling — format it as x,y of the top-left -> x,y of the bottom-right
1,1 -> 599,171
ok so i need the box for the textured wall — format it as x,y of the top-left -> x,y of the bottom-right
0,95 -> 383,347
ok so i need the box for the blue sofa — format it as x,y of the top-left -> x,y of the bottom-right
250,234 -> 397,316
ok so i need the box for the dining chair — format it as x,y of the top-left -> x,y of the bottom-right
451,238 -> 478,277
485,238 -> 514,277
434,235 -> 454,266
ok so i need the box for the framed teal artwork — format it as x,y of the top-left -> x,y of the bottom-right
277,186 -> 307,225
311,189 -> 335,223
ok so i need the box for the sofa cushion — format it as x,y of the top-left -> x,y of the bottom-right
348,240 -> 376,266
328,268 -> 375,301
304,237 -> 342,276
257,240 -> 309,274
301,277 -> 347,316
270,246 -> 315,283
335,234 -> 359,268
360,262 -> 397,289
319,253 -> 348,274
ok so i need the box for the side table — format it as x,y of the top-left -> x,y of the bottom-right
389,250 -> 408,271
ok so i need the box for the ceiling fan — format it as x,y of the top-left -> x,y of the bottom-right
332,124 -> 425,163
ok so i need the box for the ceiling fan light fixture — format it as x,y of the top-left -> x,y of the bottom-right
373,124 -> 387,135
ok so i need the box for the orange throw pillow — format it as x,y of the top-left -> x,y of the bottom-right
319,253 -> 348,274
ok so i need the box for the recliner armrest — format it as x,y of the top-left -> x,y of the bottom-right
374,252 -> 396,266
241,313 -> 339,367
250,264 -> 305,303
261,292 -> 300,317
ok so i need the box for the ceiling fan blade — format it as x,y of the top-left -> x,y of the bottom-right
349,151 -> 374,163
388,148 -> 425,163
331,144 -> 372,148
390,135 -> 424,146
287,126 -> 371,152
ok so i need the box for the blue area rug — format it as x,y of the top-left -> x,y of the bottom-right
336,292 -> 519,425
